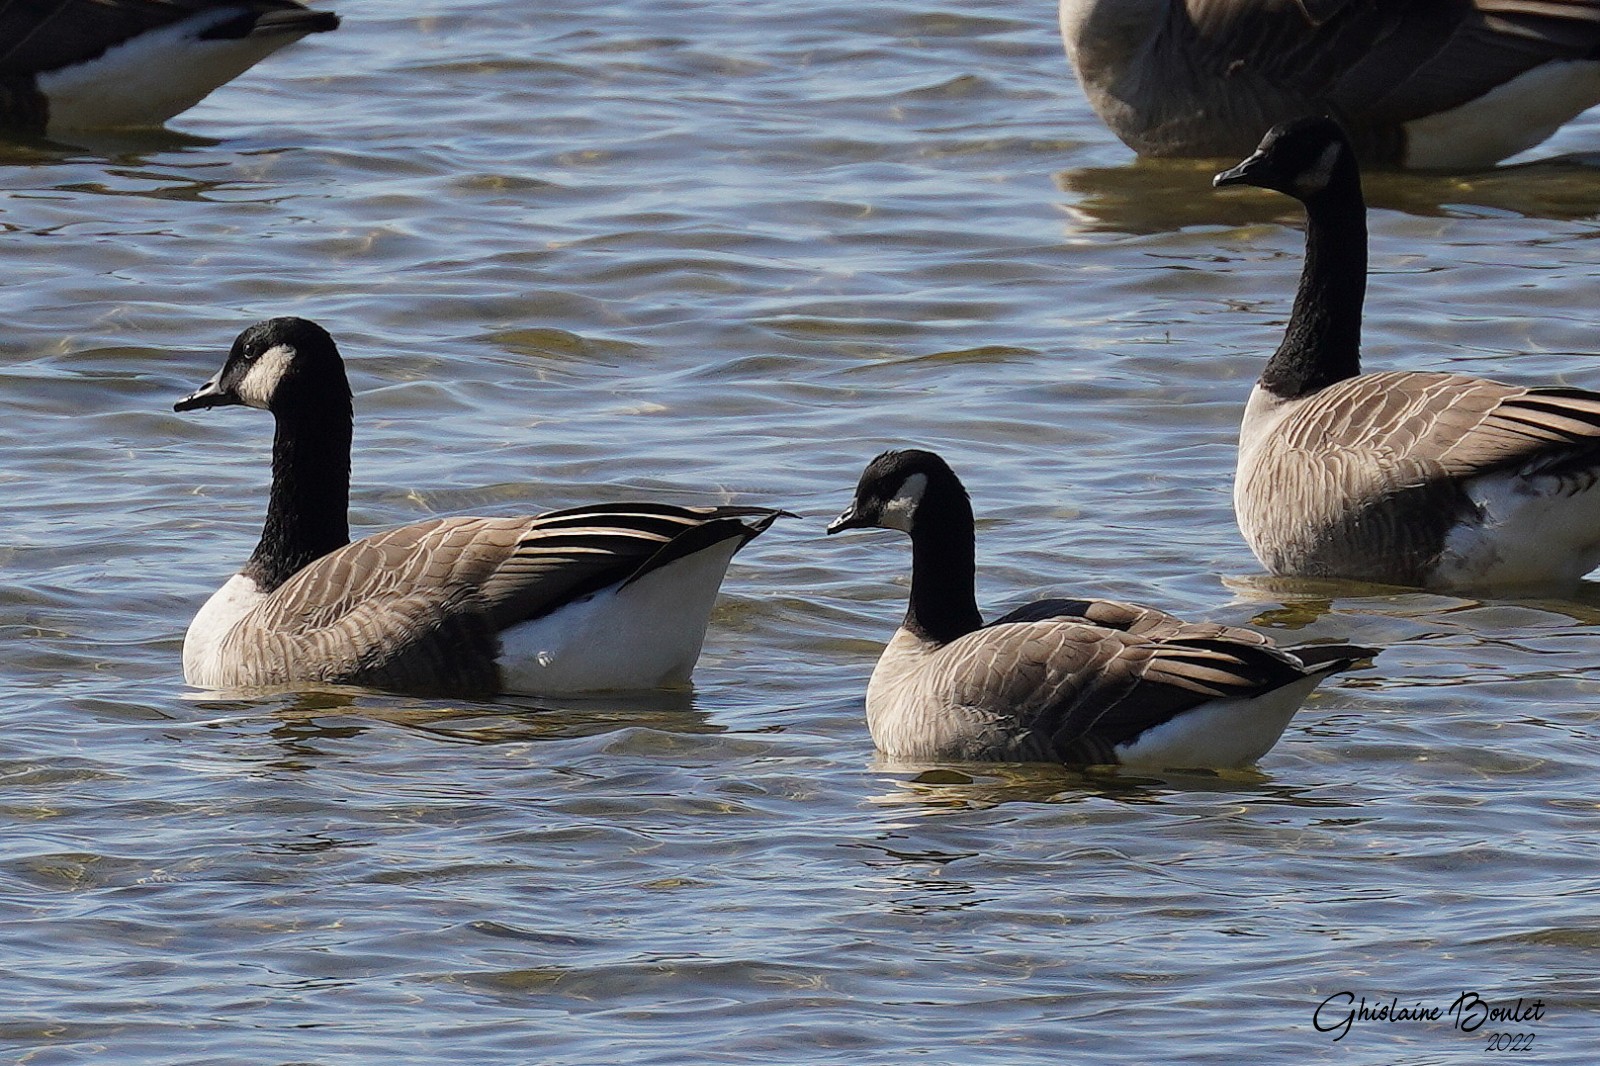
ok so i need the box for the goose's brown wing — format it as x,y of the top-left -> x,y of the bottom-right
1266,371 -> 1600,489
475,504 -> 783,627
216,506 -> 782,693
931,618 -> 1351,763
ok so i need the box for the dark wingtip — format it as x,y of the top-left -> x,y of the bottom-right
206,7 -> 341,40
1292,642 -> 1382,671
691,506 -> 798,539
742,508 -> 800,535
248,9 -> 341,36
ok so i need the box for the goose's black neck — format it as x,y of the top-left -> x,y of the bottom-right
244,393 -> 353,593
904,485 -> 984,646
1260,181 -> 1367,400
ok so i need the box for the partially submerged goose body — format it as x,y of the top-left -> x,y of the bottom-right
174,317 -> 786,696
1060,0 -> 1600,169
1216,117 -> 1600,590
827,449 -> 1375,769
0,0 -> 339,133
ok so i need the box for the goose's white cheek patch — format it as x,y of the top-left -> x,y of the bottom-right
879,473 -> 928,532
1294,141 -> 1342,195
235,344 -> 296,409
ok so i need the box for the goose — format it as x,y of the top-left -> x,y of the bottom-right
173,316 -> 788,696
1060,0 -> 1600,169
1213,116 -> 1600,589
0,0 -> 339,134
826,449 -> 1375,768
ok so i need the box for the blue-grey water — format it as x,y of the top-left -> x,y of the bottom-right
2,1 -> 1598,1062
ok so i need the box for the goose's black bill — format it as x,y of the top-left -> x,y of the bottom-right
826,504 -> 869,535
1213,150 -> 1269,188
174,373 -> 236,412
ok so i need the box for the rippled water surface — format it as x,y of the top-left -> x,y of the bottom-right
3,1 -> 1600,1062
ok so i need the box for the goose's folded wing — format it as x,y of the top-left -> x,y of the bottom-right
211,505 -> 780,694
212,506 -> 780,694
1179,0 -> 1600,124
1279,372 -> 1600,485
475,504 -> 784,626
935,620 -> 1333,763
1051,635 -> 1328,760
246,505 -> 779,633
214,517 -> 509,690
1433,386 -> 1600,483
935,622 -> 1156,749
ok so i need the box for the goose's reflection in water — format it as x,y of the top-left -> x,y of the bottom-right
862,754 -> 1362,814
1056,152 -> 1600,236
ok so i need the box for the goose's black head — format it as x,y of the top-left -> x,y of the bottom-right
175,317 -> 348,416
827,448 -> 968,536
1213,116 -> 1359,204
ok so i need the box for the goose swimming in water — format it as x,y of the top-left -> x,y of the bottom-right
0,0 -> 339,133
1215,116 -> 1600,590
174,316 -> 787,696
827,448 -> 1375,768
1060,0 -> 1600,169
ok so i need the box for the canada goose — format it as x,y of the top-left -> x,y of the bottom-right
826,449 -> 1375,768
173,317 -> 787,696
1214,116 -> 1600,589
1060,0 -> 1600,169
0,0 -> 338,133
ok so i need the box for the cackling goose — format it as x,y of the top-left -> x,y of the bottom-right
1060,0 -> 1600,169
174,317 -> 787,696
827,449 -> 1375,768
0,0 -> 339,133
1215,116 -> 1600,589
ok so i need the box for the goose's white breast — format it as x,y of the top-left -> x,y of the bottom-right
183,572 -> 267,687
863,629 -> 1012,760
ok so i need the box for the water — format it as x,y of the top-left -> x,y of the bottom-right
2,1 -> 1598,1062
